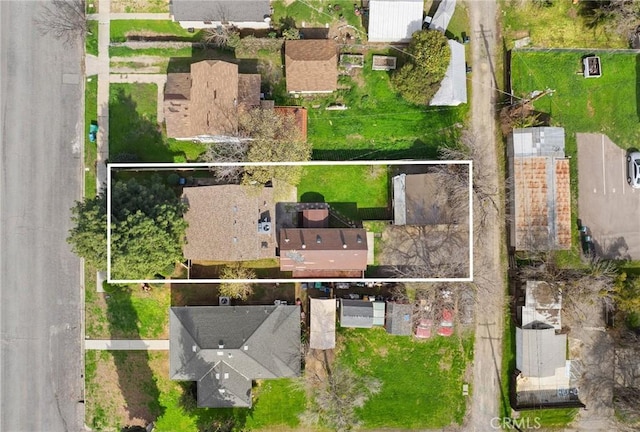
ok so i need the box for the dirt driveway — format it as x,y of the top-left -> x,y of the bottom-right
577,133 -> 640,260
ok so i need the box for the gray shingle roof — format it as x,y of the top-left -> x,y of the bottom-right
170,305 -> 301,407
171,0 -> 270,22
385,303 -> 413,335
339,299 -> 374,328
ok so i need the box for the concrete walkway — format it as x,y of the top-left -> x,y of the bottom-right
85,339 -> 169,350
96,0 -> 111,192
110,73 -> 167,122
87,13 -> 171,20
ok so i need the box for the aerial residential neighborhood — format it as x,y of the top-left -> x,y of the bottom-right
2,1 -> 640,432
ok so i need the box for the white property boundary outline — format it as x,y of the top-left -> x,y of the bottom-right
107,160 -> 474,284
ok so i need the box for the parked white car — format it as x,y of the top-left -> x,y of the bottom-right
627,151 -> 640,189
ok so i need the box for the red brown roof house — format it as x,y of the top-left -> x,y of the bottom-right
164,60 -> 261,140
285,40 -> 338,94
279,228 -> 368,278
508,127 -> 571,251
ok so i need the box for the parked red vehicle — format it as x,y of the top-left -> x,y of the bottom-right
415,318 -> 433,339
437,309 -> 454,337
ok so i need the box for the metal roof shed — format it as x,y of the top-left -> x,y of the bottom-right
516,327 -> 567,378
430,40 -> 467,106
339,299 -> 374,328
373,301 -> 386,326
368,0 -> 424,43
429,0 -> 457,33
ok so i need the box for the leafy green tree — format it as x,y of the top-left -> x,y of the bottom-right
67,176 -> 188,279
391,30 -> 451,105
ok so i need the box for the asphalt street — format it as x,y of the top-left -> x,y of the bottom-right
1,2 -> 84,431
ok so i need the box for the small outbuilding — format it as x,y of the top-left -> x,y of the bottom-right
310,298 -> 336,350
367,0 -> 424,43
385,303 -> 413,335
430,40 -> 467,106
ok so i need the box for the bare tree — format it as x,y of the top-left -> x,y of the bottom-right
34,0 -> 88,46
299,363 -> 381,432
199,140 -> 248,183
219,263 -> 255,300
203,25 -> 240,50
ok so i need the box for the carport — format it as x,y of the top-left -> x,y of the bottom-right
577,133 -> 640,259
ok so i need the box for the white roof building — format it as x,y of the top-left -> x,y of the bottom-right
429,0 -> 456,33
430,40 -> 467,106
368,0 -> 424,43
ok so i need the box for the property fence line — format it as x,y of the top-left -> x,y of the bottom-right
513,47 -> 640,54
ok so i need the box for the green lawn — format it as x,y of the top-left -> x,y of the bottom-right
85,282 -> 170,339
500,312 -> 516,418
297,165 -> 388,220
502,1 -> 627,48
86,349 -> 305,432
85,76 -> 98,196
109,83 -> 206,162
337,327 -> 473,429
110,20 -> 203,42
518,407 -> 579,428
512,50 -> 640,149
272,0 -> 366,38
305,52 -> 468,160
86,20 -> 99,56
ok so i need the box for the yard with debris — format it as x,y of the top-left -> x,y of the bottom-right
336,327 -> 474,428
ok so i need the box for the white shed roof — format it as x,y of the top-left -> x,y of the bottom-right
430,39 -> 467,106
368,0 -> 424,43
310,298 -> 336,350
429,0 -> 456,33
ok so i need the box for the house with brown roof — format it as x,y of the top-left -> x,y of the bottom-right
279,228 -> 368,278
181,185 -> 276,262
285,40 -> 338,94
508,127 -> 571,251
164,60 -> 261,140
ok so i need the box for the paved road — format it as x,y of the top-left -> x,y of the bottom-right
0,2 -> 84,431
577,133 -> 640,260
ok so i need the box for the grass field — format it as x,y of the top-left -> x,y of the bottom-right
85,350 -> 305,432
337,327 -> 473,429
272,0 -> 365,37
305,52 -> 468,160
511,50 -> 640,150
297,165 -> 388,220
502,1 -> 627,48
85,281 -> 170,339
86,20 -> 99,56
110,20 -> 202,42
518,407 -> 579,428
109,83 -> 206,162
84,76 -> 98,196
111,0 -> 169,13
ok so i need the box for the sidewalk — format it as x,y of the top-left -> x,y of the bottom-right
95,0 -> 111,192
85,339 -> 170,350
87,13 -> 171,20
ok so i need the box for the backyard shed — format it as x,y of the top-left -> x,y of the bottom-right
367,0 -> 424,43
429,0 -> 457,33
340,299 -> 374,328
385,303 -> 413,335
430,40 -> 467,106
310,298 -> 336,350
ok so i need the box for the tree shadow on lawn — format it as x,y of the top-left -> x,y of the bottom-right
109,86 -> 186,163
103,284 -> 164,429
312,138 -> 442,161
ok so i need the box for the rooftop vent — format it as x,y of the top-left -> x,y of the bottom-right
316,235 -> 322,244
258,221 -> 271,234
356,234 -> 363,244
